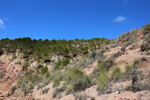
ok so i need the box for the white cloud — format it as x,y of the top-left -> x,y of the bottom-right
113,16 -> 126,22
0,19 -> 4,25
0,19 -> 5,29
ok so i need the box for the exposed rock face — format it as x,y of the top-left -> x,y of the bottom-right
51,56 -> 59,62
0,27 -> 150,100
137,30 -> 145,40
119,38 -> 126,45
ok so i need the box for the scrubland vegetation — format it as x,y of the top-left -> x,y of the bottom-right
0,24 -> 150,99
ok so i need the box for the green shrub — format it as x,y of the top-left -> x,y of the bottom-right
53,88 -> 62,99
89,50 -> 96,59
97,58 -> 114,71
43,72 -> 50,78
125,64 -> 132,72
28,83 -> 34,90
15,60 -> 22,65
41,66 -> 48,75
126,80 -> 150,92
97,72 -> 107,90
146,34 -> 150,42
142,24 -> 150,30
133,59 -> 140,69
62,58 -> 70,66
32,74 -> 41,83
141,43 -> 150,51
0,69 -> 6,79
73,76 -> 91,92
42,88 -> 50,94
11,86 -> 17,94
17,77 -> 24,88
121,40 -> 134,52
24,61 -> 29,67
64,47 -> 69,54
74,93 -> 89,100
53,76 -> 60,85
111,66 -> 122,81
23,50 -> 28,56
37,80 -> 50,89
112,51 -> 123,58
69,67 -> 84,79
63,67 -> 92,92
11,55 -> 17,61
54,59 -> 61,70
99,50 -> 105,57
66,84 -> 74,95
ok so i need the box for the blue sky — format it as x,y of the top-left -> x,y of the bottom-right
0,0 -> 150,40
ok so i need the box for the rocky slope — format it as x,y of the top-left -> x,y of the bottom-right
0,24 -> 150,100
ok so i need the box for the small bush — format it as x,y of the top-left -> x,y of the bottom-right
53,76 -> 60,87
112,51 -> 123,58
141,43 -> 150,51
142,24 -> 150,31
111,66 -> 122,81
42,88 -> 50,94
126,81 -> 150,92
66,85 -> 74,95
11,86 -> 17,94
11,55 -> 17,61
15,60 -> 22,65
73,76 -> 91,92
54,59 -> 61,70
133,59 -> 140,69
17,77 -> 24,88
146,34 -> 150,42
28,83 -> 34,90
121,40 -> 134,52
0,69 -> 6,79
53,88 -> 62,99
74,93 -> 89,100
125,64 -> 132,72
98,58 -> 114,71
97,72 -> 107,90
99,50 -> 105,57
141,56 -> 147,62
41,66 -> 48,75
62,58 -> 70,66
89,50 -> 96,59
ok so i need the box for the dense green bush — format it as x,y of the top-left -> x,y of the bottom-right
97,72 -> 107,90
54,59 -> 61,70
73,76 -> 91,92
97,58 -> 114,71
111,66 -> 122,81
41,66 -> 48,75
53,76 -> 61,87
62,58 -> 70,66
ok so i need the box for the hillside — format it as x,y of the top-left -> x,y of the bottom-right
0,24 -> 150,100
